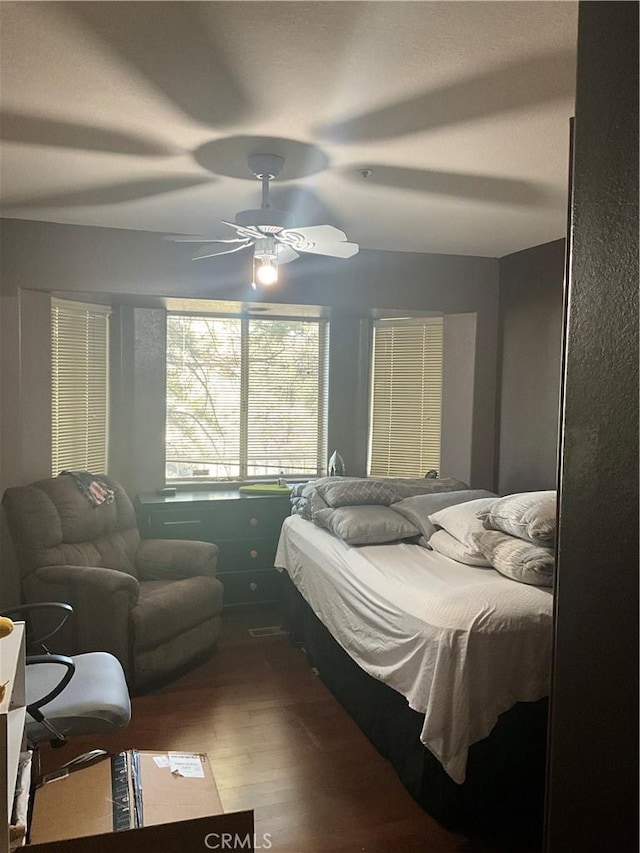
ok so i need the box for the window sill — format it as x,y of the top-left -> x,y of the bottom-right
164,478 -> 316,493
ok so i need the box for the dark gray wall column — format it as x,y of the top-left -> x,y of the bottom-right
498,240 -> 565,494
441,314 -> 476,485
469,302 -> 499,491
545,3 -> 638,851
0,288 -> 52,607
110,307 -> 167,495
327,315 -> 371,478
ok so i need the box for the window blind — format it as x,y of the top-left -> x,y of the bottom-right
369,317 -> 443,478
166,315 -> 328,480
51,299 -> 110,476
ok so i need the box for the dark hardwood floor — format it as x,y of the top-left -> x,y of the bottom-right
40,607 -> 536,852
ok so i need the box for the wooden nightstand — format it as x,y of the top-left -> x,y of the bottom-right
134,490 -> 291,607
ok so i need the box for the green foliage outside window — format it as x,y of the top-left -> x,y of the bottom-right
166,315 -> 328,480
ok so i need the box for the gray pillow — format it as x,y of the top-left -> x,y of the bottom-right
316,479 -> 397,508
478,491 -> 556,546
393,490 -> 497,544
313,506 -> 419,545
380,477 -> 470,498
473,530 -> 554,586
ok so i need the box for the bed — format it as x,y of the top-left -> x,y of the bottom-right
275,507 -> 553,835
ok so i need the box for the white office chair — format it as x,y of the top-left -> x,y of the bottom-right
1,603 -> 131,747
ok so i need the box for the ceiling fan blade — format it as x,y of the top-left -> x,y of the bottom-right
0,110 -> 175,156
221,220 -> 265,241
297,241 -> 360,259
68,4 -> 250,127
192,243 -> 254,260
281,225 -> 359,258
275,244 -> 300,265
345,165 -> 549,206
319,49 -> 576,143
164,234 -> 251,244
2,177 -> 213,209
283,225 -> 348,244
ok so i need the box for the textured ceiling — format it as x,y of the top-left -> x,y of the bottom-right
0,1 -> 578,257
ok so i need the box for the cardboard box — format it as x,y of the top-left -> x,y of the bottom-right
27,751 -> 254,852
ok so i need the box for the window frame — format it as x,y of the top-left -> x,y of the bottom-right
165,311 -> 329,483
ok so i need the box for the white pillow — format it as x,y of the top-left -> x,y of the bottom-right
473,530 -> 554,586
477,491 -> 556,547
429,530 -> 492,567
428,496 -> 497,557
393,490 -> 496,544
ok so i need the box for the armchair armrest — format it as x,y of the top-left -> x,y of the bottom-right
136,539 -> 219,581
31,566 -> 139,681
34,566 -> 139,608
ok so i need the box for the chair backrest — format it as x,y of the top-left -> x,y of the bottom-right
2,475 -> 141,585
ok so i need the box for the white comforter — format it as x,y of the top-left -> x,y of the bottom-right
275,515 -> 553,784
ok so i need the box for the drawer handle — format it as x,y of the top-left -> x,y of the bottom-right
249,517 -> 260,526
161,519 -> 202,526
249,582 -> 259,592
249,549 -> 259,559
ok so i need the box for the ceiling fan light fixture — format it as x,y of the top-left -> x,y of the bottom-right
254,255 -> 278,286
253,235 -> 278,286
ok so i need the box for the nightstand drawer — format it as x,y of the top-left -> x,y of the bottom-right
216,537 -> 280,571
218,568 -> 282,606
147,508 -> 209,540
207,499 -> 290,539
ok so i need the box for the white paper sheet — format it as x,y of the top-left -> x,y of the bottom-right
168,752 -> 205,778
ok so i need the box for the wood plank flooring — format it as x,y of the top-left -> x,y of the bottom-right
39,607 -> 536,852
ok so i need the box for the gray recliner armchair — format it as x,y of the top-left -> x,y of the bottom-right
2,475 -> 224,693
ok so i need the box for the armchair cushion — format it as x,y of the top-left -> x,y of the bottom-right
136,539 -> 218,581
46,531 -> 140,577
132,578 -> 223,652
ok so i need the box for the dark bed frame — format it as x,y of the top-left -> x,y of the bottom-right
279,569 -> 548,841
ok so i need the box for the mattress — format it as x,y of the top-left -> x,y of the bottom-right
275,515 -> 553,783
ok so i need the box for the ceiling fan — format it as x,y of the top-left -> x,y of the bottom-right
165,154 -> 359,287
